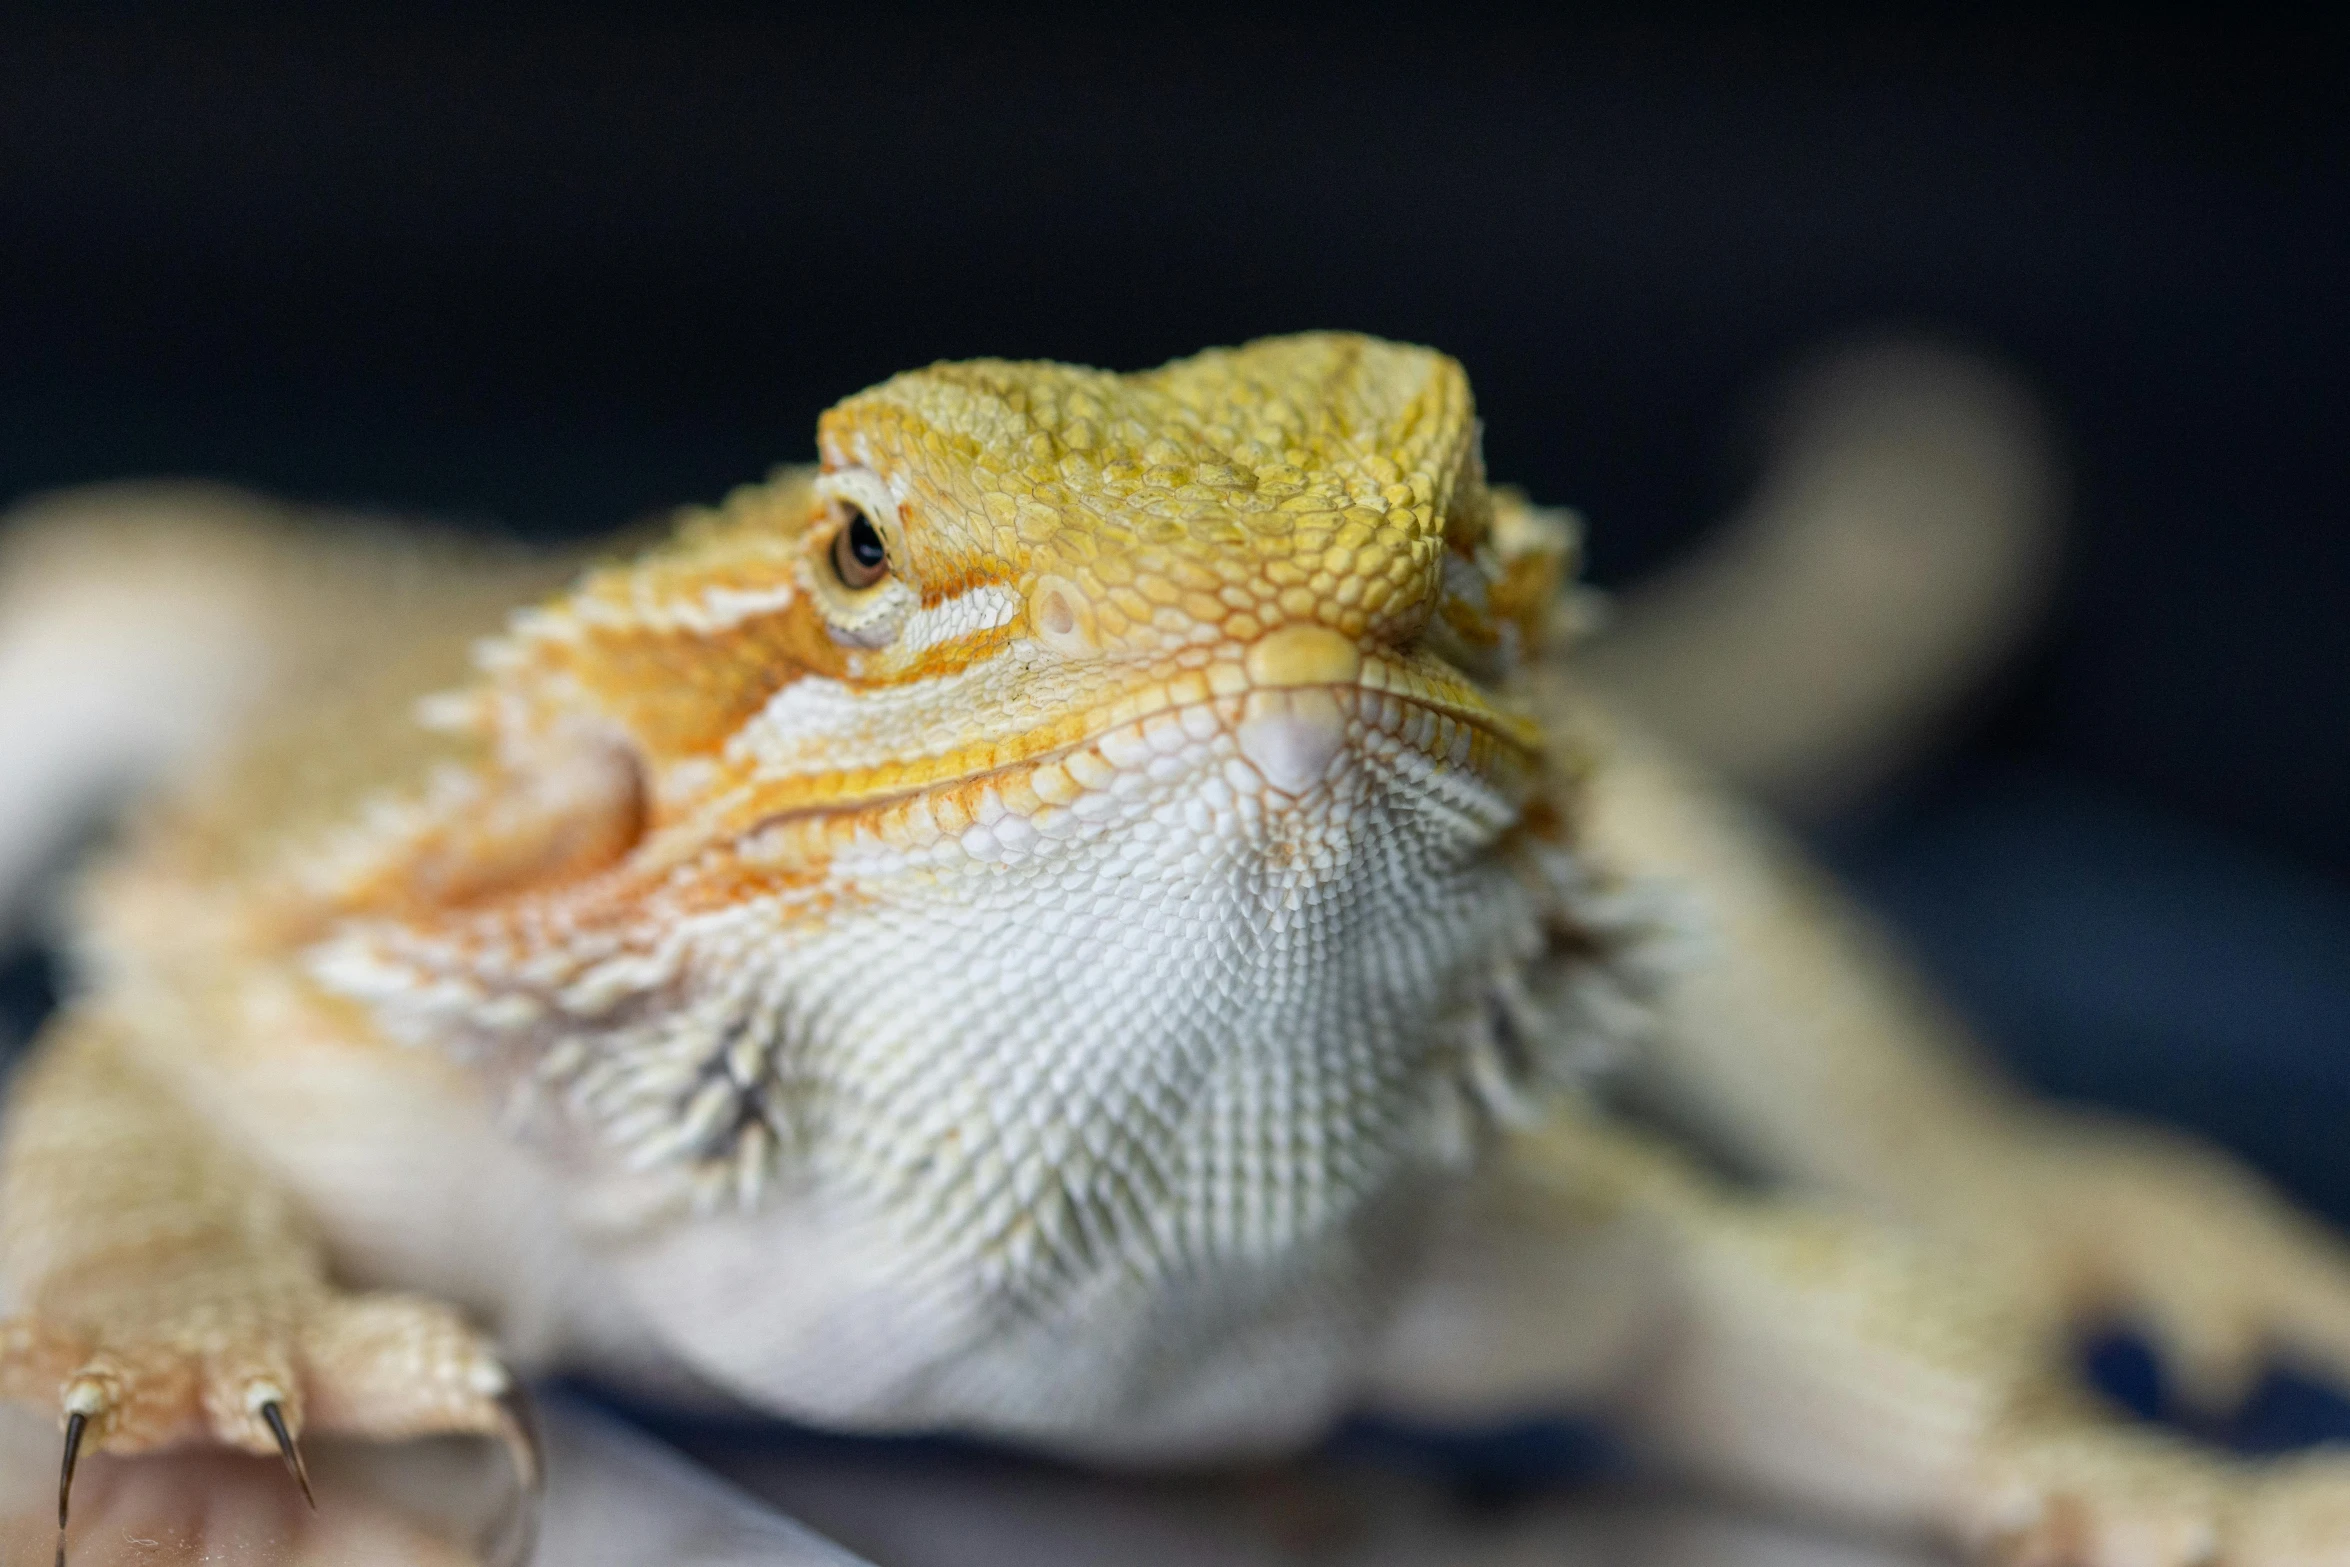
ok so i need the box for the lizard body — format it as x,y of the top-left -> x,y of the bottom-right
5,335 -> 2350,1564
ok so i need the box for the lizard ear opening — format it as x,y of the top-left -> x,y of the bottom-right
310,731 -> 651,925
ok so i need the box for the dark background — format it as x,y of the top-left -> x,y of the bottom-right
3,6 -> 2346,1434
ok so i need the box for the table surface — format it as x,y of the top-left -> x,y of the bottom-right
4,1395 -> 1950,1567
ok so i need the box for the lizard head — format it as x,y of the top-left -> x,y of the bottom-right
481,330 -> 1564,833
313,334 -> 1619,1256
793,329 -> 1559,810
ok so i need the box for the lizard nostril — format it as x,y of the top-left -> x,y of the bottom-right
1029,576 -> 1095,654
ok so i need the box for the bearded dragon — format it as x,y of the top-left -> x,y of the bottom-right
4,333 -> 2350,1566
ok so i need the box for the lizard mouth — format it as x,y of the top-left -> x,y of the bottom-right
1226,627 -> 1541,797
698,629 -> 1543,862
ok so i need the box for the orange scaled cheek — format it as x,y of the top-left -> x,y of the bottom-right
557,593 -> 860,768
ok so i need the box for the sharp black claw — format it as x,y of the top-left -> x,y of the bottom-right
258,1399 -> 315,1511
487,1380 -> 545,1567
57,1408 -> 85,1530
496,1380 -> 544,1501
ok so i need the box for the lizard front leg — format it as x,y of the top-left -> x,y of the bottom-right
1370,1105 -> 2350,1566
0,1013 -> 532,1547
1562,699 -> 2350,1422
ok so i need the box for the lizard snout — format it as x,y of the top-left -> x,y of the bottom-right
1234,625 -> 1359,795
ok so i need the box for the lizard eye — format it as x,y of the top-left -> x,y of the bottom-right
830,504 -> 890,589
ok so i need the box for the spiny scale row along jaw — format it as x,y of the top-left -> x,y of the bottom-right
413,335 -> 1549,885
310,334 -> 1572,1219
315,334 -> 1559,940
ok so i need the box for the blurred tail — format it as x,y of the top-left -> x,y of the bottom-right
0,483 -> 288,937
1577,337 -> 2063,815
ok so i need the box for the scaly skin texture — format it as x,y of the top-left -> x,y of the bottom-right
6,334 -> 2350,1564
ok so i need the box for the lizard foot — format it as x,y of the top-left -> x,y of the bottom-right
1966,1422 -> 2350,1566
1996,1120 -> 2350,1416
2,1289 -> 535,1550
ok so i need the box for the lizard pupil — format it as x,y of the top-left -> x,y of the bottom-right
832,506 -> 889,588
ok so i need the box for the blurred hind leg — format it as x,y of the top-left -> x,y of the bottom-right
0,483 -> 301,928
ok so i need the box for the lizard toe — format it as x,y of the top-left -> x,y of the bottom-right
1968,1425 -> 2227,1567
1968,1425 -> 2350,1566
2230,1457 -> 2350,1567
